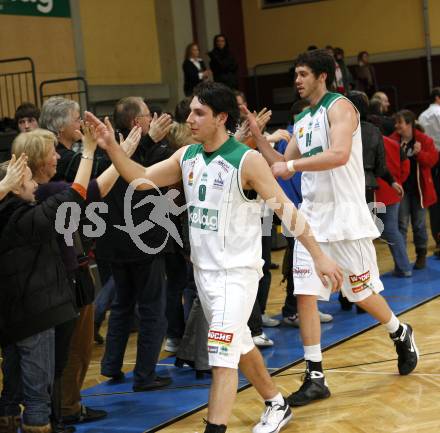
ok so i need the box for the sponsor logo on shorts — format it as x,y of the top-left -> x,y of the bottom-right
293,265 -> 312,278
208,330 -> 233,345
349,271 -> 371,293
208,345 -> 219,354
220,346 -> 229,355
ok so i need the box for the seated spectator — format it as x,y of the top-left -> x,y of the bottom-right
355,51 -> 378,97
183,43 -> 210,97
15,102 -> 40,133
208,34 -> 238,89
0,127 -> 98,433
390,110 -> 439,269
418,87 -> 440,256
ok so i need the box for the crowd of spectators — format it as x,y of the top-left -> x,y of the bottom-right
0,39 -> 439,433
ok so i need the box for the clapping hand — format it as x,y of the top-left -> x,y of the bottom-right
266,129 -> 291,144
3,153 -> 28,191
119,126 -> 142,158
148,113 -> 173,143
79,121 -> 99,156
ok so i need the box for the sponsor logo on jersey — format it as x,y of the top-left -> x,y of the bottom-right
208,330 -> 234,345
201,172 -> 208,183
216,159 -> 230,173
349,271 -> 371,293
292,265 -> 312,278
188,171 -> 193,186
213,172 -> 224,189
314,120 -> 320,130
189,206 -> 219,231
299,127 -> 305,138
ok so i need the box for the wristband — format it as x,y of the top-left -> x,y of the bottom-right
81,154 -> 94,161
287,160 -> 296,173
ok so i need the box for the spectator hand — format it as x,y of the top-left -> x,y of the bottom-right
148,113 -> 173,143
79,121 -> 98,156
119,126 -> 142,158
265,129 -> 291,144
2,153 -> 28,192
413,141 -> 421,155
392,182 -> 404,198
271,161 -> 293,180
255,108 -> 272,132
234,120 -> 251,142
83,112 -> 118,151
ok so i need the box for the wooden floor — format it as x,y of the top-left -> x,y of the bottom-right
80,234 -> 440,433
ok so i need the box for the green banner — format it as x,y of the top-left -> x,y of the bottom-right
0,0 -> 71,18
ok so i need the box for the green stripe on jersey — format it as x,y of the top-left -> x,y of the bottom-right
303,146 -> 323,158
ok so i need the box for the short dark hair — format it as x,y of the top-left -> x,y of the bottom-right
347,91 -> 369,120
192,81 -> 240,132
289,99 -> 309,124
430,87 -> 440,103
175,97 -> 191,123
113,96 -> 144,136
15,102 -> 40,122
295,49 -> 335,88
395,109 -> 416,130
357,51 -> 369,62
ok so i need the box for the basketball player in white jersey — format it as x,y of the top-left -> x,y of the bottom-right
248,49 -> 419,407
85,82 -> 343,433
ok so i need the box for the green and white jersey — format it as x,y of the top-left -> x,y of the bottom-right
294,92 -> 379,242
180,136 -> 264,273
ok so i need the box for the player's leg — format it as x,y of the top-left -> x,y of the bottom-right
286,242 -> 331,407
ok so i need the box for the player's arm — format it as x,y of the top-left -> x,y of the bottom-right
103,142 -> 184,190
241,105 -> 301,165
271,99 -> 357,179
242,152 -> 343,290
84,110 -> 183,190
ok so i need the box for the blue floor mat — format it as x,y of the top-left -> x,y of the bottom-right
76,257 -> 440,433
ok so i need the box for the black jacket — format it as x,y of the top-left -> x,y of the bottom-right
183,58 -> 206,96
361,121 -> 394,190
0,188 -> 82,346
96,134 -> 173,262
208,48 -> 238,89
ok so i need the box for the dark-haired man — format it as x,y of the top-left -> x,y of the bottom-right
86,81 -> 343,433
14,102 -> 40,132
250,49 -> 419,408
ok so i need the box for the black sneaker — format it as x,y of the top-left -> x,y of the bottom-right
391,323 -> 419,375
63,405 -> 107,425
286,370 -> 330,407
133,375 -> 172,392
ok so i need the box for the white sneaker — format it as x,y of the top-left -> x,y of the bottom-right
164,337 -> 181,352
319,310 -> 333,323
253,399 -> 293,433
261,314 -> 281,327
253,332 -> 274,347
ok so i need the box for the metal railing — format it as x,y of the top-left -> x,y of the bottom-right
0,57 -> 37,119
39,76 -> 89,112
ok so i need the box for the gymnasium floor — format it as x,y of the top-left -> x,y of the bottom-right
77,239 -> 440,433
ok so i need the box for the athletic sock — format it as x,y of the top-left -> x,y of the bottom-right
384,313 -> 401,335
304,344 -> 323,373
204,420 -> 227,433
265,392 -> 284,406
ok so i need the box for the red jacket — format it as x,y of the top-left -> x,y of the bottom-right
389,129 -> 439,208
376,137 -> 410,206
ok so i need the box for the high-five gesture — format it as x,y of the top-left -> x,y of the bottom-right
148,112 -> 173,143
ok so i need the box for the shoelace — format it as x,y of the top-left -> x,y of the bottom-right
260,402 -> 285,425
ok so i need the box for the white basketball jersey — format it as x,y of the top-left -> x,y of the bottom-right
180,137 -> 263,273
294,92 -> 380,242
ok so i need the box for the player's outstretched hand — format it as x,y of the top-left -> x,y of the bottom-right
314,254 -> 343,292
271,161 -> 293,180
120,126 -> 142,158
